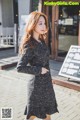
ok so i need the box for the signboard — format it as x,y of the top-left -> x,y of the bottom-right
64,18 -> 73,25
59,45 -> 80,81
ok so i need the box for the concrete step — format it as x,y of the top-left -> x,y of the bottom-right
0,56 -> 19,69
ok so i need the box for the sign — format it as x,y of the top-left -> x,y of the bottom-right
59,45 -> 80,81
64,18 -> 73,25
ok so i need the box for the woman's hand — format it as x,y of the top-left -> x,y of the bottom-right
41,67 -> 49,74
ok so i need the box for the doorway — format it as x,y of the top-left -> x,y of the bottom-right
42,5 -> 80,60
57,6 -> 80,58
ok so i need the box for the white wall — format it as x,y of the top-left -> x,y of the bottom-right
18,0 -> 31,26
1,0 -> 14,27
0,0 -> 2,35
0,0 -> 2,22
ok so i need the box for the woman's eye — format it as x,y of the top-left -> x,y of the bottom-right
39,23 -> 42,25
39,23 -> 46,25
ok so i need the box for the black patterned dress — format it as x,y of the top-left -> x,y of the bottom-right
17,37 -> 58,119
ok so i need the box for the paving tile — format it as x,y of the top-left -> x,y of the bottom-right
0,68 -> 80,120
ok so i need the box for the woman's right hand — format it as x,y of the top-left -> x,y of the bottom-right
41,67 -> 49,74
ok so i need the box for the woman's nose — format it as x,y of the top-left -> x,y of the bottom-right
42,25 -> 46,30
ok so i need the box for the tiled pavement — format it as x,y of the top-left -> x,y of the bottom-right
0,68 -> 80,120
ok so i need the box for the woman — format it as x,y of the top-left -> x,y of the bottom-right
17,11 -> 58,120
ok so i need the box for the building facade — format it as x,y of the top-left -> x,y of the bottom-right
38,0 -> 80,60
0,0 -> 80,60
0,0 -> 31,47
0,0 -> 31,35
0,0 -> 39,37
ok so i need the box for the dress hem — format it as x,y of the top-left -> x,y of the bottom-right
24,108 -> 59,119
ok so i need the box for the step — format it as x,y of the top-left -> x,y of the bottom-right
0,56 -> 19,70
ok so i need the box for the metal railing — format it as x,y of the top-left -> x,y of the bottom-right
0,27 -> 14,47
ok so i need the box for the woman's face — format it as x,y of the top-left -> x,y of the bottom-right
34,16 -> 47,35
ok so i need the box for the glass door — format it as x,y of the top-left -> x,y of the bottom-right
57,6 -> 80,58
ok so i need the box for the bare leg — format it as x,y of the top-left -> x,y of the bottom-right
43,114 -> 51,120
28,115 -> 36,120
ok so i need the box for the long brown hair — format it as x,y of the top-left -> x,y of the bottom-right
19,11 -> 48,54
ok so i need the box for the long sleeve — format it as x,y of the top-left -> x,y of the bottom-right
17,44 -> 42,75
